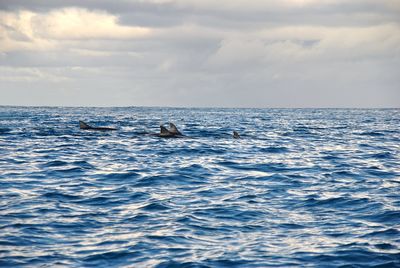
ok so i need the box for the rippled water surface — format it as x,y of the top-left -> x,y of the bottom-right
1,107 -> 399,267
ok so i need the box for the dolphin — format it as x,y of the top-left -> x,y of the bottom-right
79,121 -> 116,131
233,131 -> 240,139
167,122 -> 182,136
154,122 -> 184,138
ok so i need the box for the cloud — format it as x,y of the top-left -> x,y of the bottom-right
0,66 -> 70,82
32,8 -> 151,40
0,8 -> 151,53
0,10 -> 56,52
0,1 -> 399,107
207,24 -> 400,69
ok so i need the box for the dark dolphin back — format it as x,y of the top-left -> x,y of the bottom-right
79,121 -> 92,129
79,121 -> 116,131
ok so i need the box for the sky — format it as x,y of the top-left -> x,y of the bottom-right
0,0 -> 399,108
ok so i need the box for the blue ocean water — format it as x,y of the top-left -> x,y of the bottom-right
0,107 -> 399,267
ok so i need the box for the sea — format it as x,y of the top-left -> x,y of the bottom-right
0,107 -> 399,267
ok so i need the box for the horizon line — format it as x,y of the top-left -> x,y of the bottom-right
0,104 -> 399,110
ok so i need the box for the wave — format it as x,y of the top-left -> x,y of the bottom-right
1,107 -> 399,267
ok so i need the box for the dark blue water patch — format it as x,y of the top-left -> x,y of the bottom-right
0,234 -> 55,246
34,128 -> 61,137
178,164 -> 213,176
328,169 -> 361,179
218,161 -> 301,173
259,146 -> 289,153
0,235 -> 38,247
46,167 -> 87,176
155,260 -> 210,268
0,256 -> 72,268
102,186 -> 129,196
294,249 -> 400,267
186,222 -> 232,236
0,127 -> 12,134
129,191 -> 151,201
41,191 -> 82,201
160,146 -> 226,156
325,231 -> 354,238
0,191 -> 21,200
76,196 -> 128,207
1,212 -> 37,220
374,243 -> 397,250
362,228 -> 400,239
234,209 -> 265,222
82,250 -> 141,267
145,235 -> 195,246
292,125 -> 313,134
204,258 -> 254,268
302,196 -> 374,211
278,223 -> 306,230
48,220 -> 105,235
95,239 -> 131,248
371,261 -> 400,267
217,160 -> 252,171
60,211 -> 109,220
2,158 -> 27,165
175,214 -> 204,225
368,152 -> 394,159
73,160 -> 95,169
195,187 -> 234,198
102,171 -> 140,181
193,128 -> 231,139
141,202 -> 171,211
26,255 -> 75,267
0,239 -> 19,246
40,160 -> 69,167
321,154 -> 343,161
358,143 -> 376,149
236,194 -> 258,200
265,173 -> 303,185
192,206 -> 265,223
359,131 -> 385,137
134,174 -> 205,187
122,213 -> 150,223
361,210 -> 400,225
364,167 -> 396,178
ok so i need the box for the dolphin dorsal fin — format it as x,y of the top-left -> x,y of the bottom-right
160,125 -> 170,135
233,131 -> 240,139
79,121 -> 91,129
168,123 -> 182,135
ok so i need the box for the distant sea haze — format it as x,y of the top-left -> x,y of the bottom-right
0,107 -> 399,267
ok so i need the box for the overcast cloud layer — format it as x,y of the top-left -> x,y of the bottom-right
0,0 -> 399,107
